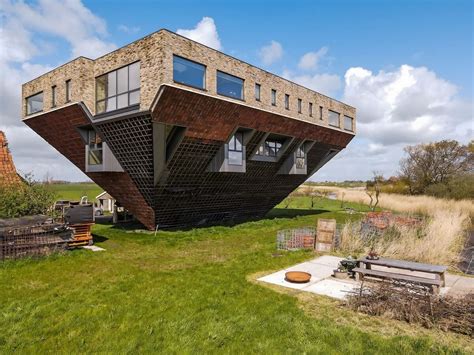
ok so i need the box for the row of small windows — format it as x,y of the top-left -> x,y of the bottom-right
171,55 -> 354,132
26,56 -> 354,134
26,80 -> 71,115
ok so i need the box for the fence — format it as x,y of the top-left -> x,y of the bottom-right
0,224 -> 74,260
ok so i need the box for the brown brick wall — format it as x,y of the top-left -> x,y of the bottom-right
152,86 -> 353,148
23,106 -> 155,229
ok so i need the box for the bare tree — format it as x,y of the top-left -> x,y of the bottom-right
366,172 -> 382,211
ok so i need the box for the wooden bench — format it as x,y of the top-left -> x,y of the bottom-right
357,257 -> 447,287
352,267 -> 442,294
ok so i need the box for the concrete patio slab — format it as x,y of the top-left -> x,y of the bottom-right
258,270 -> 321,290
449,276 -> 474,296
304,279 -> 359,300
82,245 -> 106,252
308,255 -> 344,267
258,255 -> 474,300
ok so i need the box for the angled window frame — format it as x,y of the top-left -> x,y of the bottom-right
95,61 -> 141,115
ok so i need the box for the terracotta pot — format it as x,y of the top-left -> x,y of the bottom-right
333,270 -> 348,279
285,271 -> 311,283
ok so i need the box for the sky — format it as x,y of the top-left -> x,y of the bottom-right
0,0 -> 472,182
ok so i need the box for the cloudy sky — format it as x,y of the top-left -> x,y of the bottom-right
0,0 -> 472,182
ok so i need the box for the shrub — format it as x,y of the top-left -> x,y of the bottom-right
426,174 -> 474,200
0,175 -> 57,218
347,282 -> 474,336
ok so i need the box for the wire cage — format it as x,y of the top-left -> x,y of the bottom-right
0,223 -> 74,260
277,227 -> 316,250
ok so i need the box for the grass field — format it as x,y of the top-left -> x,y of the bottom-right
1,190 -> 471,353
48,183 -> 103,201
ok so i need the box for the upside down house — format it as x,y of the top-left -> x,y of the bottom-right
22,29 -> 356,230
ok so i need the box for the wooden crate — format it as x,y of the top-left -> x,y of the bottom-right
315,218 -> 336,252
68,223 -> 94,247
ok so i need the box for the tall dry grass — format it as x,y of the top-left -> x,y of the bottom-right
307,185 -> 473,266
311,186 -> 474,218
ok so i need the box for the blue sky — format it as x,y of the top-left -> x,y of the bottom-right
1,0 -> 473,182
89,0 -> 473,98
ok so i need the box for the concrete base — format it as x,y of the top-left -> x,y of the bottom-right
258,256 -> 474,300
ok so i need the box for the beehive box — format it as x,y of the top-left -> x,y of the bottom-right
315,218 -> 336,252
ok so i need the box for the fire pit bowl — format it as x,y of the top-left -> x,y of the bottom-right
285,271 -> 311,283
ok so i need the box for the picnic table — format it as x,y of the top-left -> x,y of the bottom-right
353,257 -> 448,294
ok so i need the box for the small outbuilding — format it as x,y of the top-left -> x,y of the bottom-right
95,191 -> 115,213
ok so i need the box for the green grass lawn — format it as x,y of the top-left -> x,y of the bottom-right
48,183 -> 103,201
0,196 -> 471,353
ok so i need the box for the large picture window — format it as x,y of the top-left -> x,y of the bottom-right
228,132 -> 244,165
26,92 -> 43,115
217,71 -> 244,100
173,55 -> 206,89
87,130 -> 103,165
328,110 -> 340,127
96,62 -> 140,114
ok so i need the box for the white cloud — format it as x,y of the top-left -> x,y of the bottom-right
311,64 -> 473,181
1,0 -> 116,59
177,17 -> 222,50
298,47 -> 328,71
118,24 -> 140,34
258,40 -> 283,66
0,0 -> 117,182
282,70 -> 341,97
343,64 -> 472,146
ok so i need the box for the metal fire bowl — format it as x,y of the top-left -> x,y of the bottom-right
285,271 -> 311,283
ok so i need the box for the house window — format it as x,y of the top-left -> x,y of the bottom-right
284,94 -> 289,110
328,110 -> 340,127
309,102 -> 313,117
51,85 -> 57,107
228,131 -> 244,165
271,89 -> 276,106
26,92 -> 43,115
298,98 -> 302,113
319,106 -> 323,120
296,146 -> 305,169
255,83 -> 261,101
256,140 -> 282,157
217,71 -> 244,100
344,115 -> 354,131
87,130 -> 103,165
65,80 -> 71,102
96,61 -> 140,114
173,55 -> 205,89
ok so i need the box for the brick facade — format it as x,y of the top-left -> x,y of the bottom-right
23,106 -> 155,229
22,29 -> 355,135
0,131 -> 21,186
